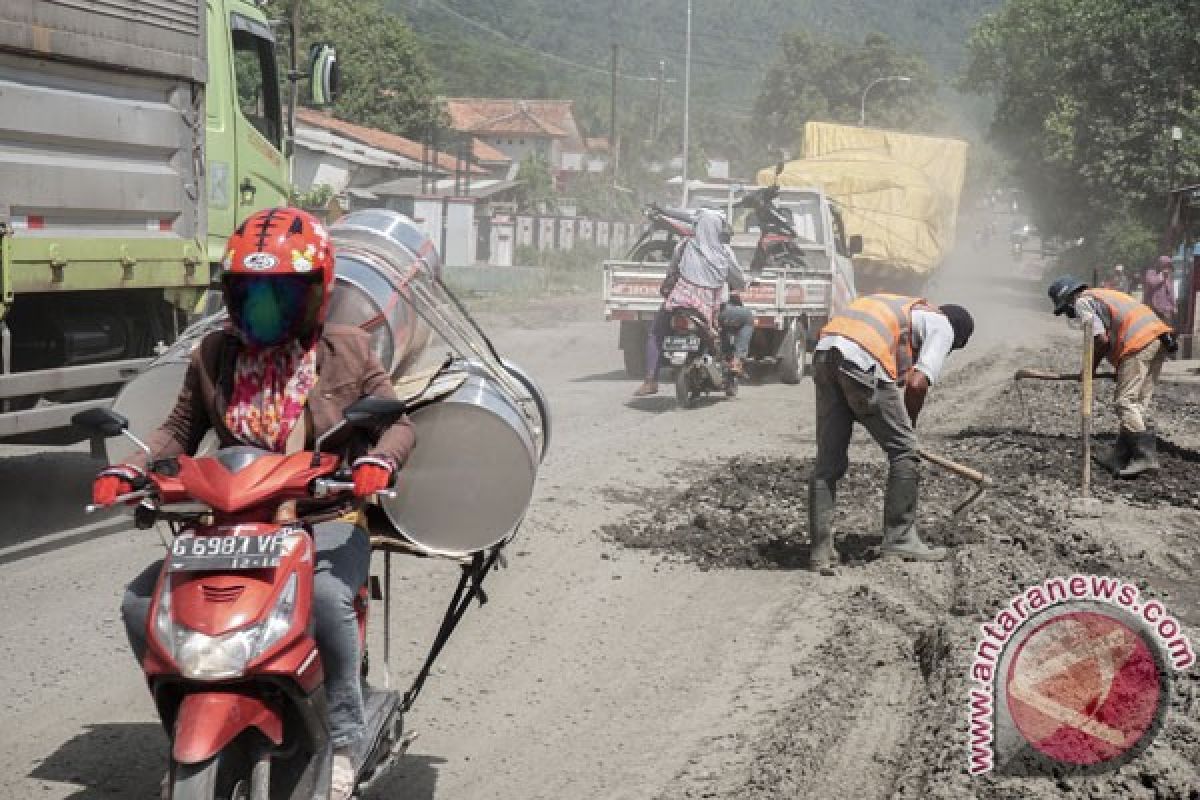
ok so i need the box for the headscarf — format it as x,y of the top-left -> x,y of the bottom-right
678,209 -> 740,289
224,341 -> 318,452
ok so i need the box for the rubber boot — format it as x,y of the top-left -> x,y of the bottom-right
807,479 -> 838,574
1118,430 -> 1160,478
1094,430 -> 1134,476
880,461 -> 946,562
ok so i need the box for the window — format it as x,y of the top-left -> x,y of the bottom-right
231,22 -> 282,147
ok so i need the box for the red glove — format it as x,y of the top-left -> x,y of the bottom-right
92,465 -> 144,506
351,457 -> 394,497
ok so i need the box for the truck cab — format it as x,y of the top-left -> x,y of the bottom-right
207,2 -> 291,263
0,0 -> 288,440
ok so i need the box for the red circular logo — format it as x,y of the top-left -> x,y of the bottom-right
1005,610 -> 1164,766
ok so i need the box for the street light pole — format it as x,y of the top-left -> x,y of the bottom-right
859,75 -> 912,127
679,0 -> 692,206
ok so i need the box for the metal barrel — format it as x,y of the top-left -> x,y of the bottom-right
379,360 -> 546,557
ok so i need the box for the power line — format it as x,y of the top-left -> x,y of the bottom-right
617,42 -> 767,77
408,0 -> 664,83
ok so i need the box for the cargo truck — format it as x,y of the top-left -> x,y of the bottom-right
760,121 -> 968,295
0,0 -> 312,440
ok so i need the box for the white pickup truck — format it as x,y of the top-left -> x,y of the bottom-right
604,183 -> 857,382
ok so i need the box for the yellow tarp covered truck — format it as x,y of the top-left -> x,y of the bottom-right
758,121 -> 968,294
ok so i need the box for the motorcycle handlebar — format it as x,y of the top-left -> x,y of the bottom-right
84,472 -> 395,515
312,478 -> 396,500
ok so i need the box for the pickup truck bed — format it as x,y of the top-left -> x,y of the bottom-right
603,262 -> 832,329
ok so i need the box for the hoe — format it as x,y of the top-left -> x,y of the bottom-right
917,448 -> 990,519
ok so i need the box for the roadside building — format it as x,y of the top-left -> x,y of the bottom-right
444,98 -> 589,178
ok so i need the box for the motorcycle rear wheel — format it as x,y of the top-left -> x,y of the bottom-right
171,744 -> 257,800
675,369 -> 695,409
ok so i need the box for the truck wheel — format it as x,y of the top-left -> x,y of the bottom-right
779,325 -> 806,385
171,745 -> 255,800
675,369 -> 695,409
621,320 -> 649,379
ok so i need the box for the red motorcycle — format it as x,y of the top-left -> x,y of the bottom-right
734,184 -> 808,272
627,203 -> 696,263
74,398 -> 412,800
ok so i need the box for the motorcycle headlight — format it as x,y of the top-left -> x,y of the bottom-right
155,572 -> 299,681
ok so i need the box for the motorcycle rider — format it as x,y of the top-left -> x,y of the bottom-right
633,208 -> 751,395
91,208 -> 411,800
808,294 -> 975,572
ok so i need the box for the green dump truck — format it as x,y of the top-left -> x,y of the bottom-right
0,0 -> 293,440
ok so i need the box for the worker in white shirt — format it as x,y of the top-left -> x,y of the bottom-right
807,295 -> 975,573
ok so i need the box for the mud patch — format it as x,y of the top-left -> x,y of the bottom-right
639,345 -> 1200,798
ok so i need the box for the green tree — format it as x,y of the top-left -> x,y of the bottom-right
514,154 -> 556,213
752,31 -> 938,154
278,0 -> 442,137
964,0 -> 1200,247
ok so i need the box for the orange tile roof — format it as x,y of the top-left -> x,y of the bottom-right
295,107 -> 485,174
444,98 -> 582,145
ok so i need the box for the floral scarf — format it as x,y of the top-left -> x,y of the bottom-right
224,341 -> 318,453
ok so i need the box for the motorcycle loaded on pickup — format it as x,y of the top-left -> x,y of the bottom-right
627,203 -> 696,263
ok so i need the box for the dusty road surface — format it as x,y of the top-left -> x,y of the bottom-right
1,224 -> 1197,799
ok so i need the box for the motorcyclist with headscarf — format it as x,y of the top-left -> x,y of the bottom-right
91,208 -> 410,800
633,208 -> 753,396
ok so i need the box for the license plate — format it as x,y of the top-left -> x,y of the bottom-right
168,532 -> 288,572
663,334 -> 701,352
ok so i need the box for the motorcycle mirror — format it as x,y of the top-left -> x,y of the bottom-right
343,395 -> 409,428
848,234 -> 864,256
72,407 -> 129,438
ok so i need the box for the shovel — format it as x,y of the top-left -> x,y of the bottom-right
918,448 -> 991,519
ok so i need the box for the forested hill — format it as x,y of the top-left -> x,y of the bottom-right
387,0 -> 1000,129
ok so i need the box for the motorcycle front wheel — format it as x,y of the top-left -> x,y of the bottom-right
171,744 -> 259,800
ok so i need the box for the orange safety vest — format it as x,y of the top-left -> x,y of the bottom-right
1082,289 -> 1170,366
819,294 -> 926,381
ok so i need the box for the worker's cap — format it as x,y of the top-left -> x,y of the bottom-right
1048,275 -> 1087,315
939,304 -> 974,350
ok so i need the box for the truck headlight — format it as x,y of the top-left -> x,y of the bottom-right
155,573 -> 298,680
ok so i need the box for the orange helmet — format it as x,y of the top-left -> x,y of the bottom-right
221,208 -> 335,347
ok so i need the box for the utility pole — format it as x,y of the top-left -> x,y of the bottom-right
652,59 -> 666,144
610,43 -> 619,183
608,42 -> 619,226
679,0 -> 692,206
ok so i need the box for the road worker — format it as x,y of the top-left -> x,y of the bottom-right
1048,276 -> 1175,477
808,294 -> 975,572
